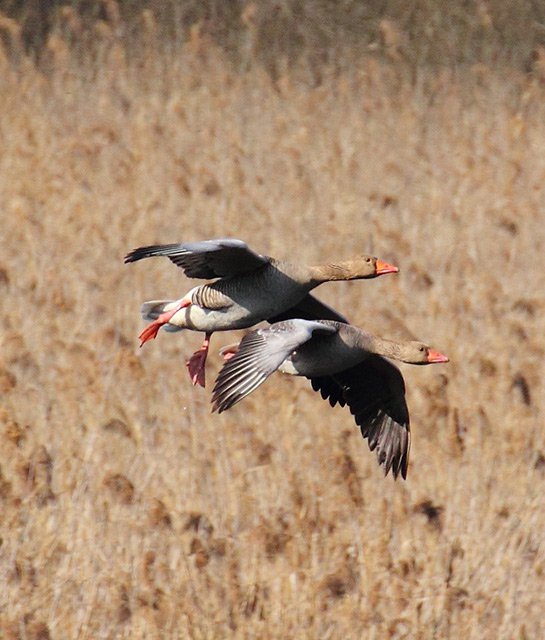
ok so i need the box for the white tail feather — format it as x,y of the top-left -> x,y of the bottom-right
140,299 -> 178,321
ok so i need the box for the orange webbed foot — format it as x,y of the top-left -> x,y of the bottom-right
139,321 -> 162,346
138,298 -> 191,347
186,333 -> 211,388
221,346 -> 239,361
186,349 -> 208,387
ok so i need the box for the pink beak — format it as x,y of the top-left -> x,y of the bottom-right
375,259 -> 399,275
427,349 -> 449,363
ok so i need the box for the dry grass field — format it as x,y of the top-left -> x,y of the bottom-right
1,4 -> 545,638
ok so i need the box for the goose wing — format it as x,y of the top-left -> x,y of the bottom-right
309,356 -> 410,480
267,293 -> 348,324
212,320 -> 337,413
124,238 -> 270,279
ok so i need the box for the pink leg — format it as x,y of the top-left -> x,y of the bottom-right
186,332 -> 212,388
220,344 -> 239,361
139,299 -> 191,347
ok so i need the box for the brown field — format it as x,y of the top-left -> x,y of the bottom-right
1,5 -> 545,639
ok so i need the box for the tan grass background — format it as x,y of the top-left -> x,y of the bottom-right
1,5 -> 545,639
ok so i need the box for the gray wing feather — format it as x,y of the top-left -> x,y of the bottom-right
212,320 -> 337,412
124,238 -> 269,279
330,356 -> 410,480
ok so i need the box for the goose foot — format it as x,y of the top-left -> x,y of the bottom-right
219,344 -> 239,361
139,299 -> 191,347
186,333 -> 212,387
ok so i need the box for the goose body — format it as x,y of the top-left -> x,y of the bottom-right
125,239 -> 398,386
141,260 -> 338,332
212,319 -> 449,479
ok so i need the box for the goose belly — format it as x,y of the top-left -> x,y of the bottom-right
171,304 -> 259,332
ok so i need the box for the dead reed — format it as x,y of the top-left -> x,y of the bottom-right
1,4 -> 544,638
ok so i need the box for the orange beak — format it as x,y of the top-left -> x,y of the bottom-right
375,259 -> 399,275
427,349 -> 449,363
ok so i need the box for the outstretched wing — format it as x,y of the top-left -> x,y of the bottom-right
212,320 -> 337,413
124,238 -> 270,279
267,293 -> 349,324
310,376 -> 347,408
309,356 -> 410,480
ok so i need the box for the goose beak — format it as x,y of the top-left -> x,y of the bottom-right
375,259 -> 399,275
427,349 -> 449,363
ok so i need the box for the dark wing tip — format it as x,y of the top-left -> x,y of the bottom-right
358,414 -> 410,480
333,357 -> 411,480
124,248 -> 141,263
124,244 -> 182,264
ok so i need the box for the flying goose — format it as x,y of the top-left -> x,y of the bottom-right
212,319 -> 448,479
124,239 -> 398,386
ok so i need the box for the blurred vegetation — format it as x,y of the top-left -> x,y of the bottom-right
1,0 -> 545,79
2,1 -> 545,638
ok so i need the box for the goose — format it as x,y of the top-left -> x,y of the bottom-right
211,319 -> 449,479
124,239 -> 398,387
